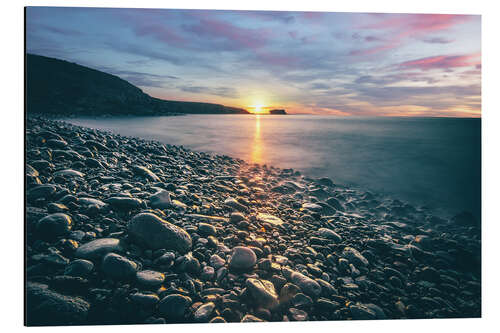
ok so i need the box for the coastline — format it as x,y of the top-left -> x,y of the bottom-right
25,117 -> 481,325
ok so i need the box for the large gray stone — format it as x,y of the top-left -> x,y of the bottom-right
246,278 -> 279,308
228,246 -> 256,270
290,271 -> 322,297
128,212 -> 192,253
37,213 -> 72,239
75,238 -> 124,259
101,253 -> 138,280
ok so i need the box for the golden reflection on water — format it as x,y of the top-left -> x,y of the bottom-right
250,115 -> 263,164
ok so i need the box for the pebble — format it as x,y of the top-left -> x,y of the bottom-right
101,253 -> 138,280
158,294 -> 192,318
317,228 -> 342,242
194,302 -> 216,322
64,259 -> 94,277
149,189 -> 172,209
256,213 -> 284,226
290,271 -> 322,297
136,270 -> 165,288
128,212 -> 192,253
228,246 -> 257,270
198,223 -> 217,236
342,247 -> 369,267
37,213 -> 72,239
246,278 -> 279,308
75,238 -> 123,259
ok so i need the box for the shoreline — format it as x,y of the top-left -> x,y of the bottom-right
25,117 -> 481,325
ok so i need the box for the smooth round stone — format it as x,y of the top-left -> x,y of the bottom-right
64,259 -> 94,277
149,189 -> 172,209
101,253 -> 138,280
229,246 -> 257,270
37,213 -> 72,238
28,184 -> 56,201
317,228 -> 342,243
302,202 -> 322,211
75,238 -> 123,259
158,294 -> 192,318
132,165 -> 160,182
230,212 -> 245,223
84,158 -> 102,168
209,254 -> 226,269
129,292 -> 160,307
136,270 -> 165,288
246,278 -> 279,308
342,247 -> 369,267
106,197 -> 143,211
198,223 -> 217,236
290,271 -> 322,297
201,266 -> 215,280
194,302 -> 216,322
224,197 -> 247,211
256,213 -> 283,226
78,197 -> 107,208
53,169 -> 85,178
128,213 -> 192,253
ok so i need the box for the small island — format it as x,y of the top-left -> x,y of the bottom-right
269,109 -> 287,115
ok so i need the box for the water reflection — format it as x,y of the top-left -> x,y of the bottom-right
250,115 -> 262,164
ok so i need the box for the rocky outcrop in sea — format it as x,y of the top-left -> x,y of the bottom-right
25,117 -> 481,326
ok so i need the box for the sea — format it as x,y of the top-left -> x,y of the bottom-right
65,115 -> 481,221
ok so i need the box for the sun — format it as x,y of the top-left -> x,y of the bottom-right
249,103 -> 267,114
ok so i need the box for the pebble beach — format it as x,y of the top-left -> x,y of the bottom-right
25,117 -> 481,326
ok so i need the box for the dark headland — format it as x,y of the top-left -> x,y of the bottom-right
26,54 -> 249,117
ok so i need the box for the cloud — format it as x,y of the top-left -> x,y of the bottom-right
350,14 -> 474,57
178,85 -> 239,98
422,37 -> 454,44
399,53 -> 481,71
182,18 -> 269,51
310,82 -> 330,90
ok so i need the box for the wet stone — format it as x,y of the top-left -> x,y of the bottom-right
317,228 -> 342,243
128,212 -> 192,253
136,270 -> 165,288
158,294 -> 192,319
64,259 -> 94,277
342,247 -> 369,267
290,271 -> 322,297
246,278 -> 279,308
37,213 -> 72,239
194,302 -> 216,322
101,253 -> 138,280
229,246 -> 257,271
75,238 -> 123,259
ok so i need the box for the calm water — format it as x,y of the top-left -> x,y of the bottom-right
66,115 -> 481,220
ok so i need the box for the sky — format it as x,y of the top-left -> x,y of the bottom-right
26,7 -> 481,116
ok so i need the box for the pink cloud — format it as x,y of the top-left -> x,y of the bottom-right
350,14 -> 474,57
399,53 -> 481,70
184,18 -> 270,50
255,51 -> 299,67
134,23 -> 187,46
